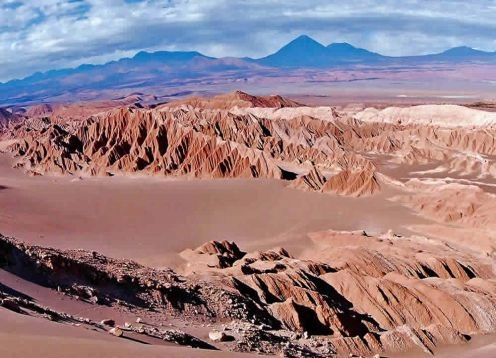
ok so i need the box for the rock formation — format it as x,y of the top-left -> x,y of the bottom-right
0,108 -> 22,130
163,90 -> 302,110
182,230 -> 496,356
3,95 -> 378,196
3,229 -> 494,357
5,92 -> 496,198
3,92 -> 496,356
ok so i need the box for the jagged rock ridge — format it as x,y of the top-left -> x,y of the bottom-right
3,231 -> 495,357
4,92 -> 496,194
3,94 -> 381,196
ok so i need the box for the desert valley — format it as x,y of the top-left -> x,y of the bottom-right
2,2 -> 496,357
1,88 -> 496,357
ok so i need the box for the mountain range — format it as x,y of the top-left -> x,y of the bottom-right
2,35 -> 495,106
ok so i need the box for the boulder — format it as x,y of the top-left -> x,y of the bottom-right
108,327 -> 123,337
208,330 -> 229,342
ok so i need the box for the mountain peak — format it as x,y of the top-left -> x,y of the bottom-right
442,46 -> 476,54
438,46 -> 495,57
257,35 -> 327,67
284,35 -> 326,50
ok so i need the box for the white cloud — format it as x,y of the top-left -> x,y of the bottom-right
0,0 -> 495,81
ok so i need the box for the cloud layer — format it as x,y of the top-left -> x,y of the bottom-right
1,0 -> 495,81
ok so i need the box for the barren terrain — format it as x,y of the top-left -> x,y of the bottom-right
1,91 -> 496,357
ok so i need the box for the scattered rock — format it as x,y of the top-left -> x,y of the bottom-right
100,319 -> 115,326
1,298 -> 20,313
209,330 -> 229,342
108,327 -> 123,337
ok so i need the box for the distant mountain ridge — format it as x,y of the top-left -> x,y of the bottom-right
258,35 -> 385,67
1,35 -> 495,105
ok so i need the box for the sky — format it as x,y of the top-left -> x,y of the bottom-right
1,0 -> 495,82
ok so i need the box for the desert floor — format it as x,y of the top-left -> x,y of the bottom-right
0,153 -> 427,270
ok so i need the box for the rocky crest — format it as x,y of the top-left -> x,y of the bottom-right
5,93 -> 496,197
162,90 -> 302,110
183,231 -> 496,357
2,231 -> 495,357
3,95 -> 380,196
0,108 -> 22,130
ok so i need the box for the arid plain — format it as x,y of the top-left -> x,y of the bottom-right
1,91 -> 496,357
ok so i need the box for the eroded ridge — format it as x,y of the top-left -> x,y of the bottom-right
2,230 -> 495,357
4,93 -> 496,199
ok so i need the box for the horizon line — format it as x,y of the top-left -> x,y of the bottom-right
2,34 -> 495,85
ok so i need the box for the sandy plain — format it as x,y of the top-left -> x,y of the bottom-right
0,153 -> 427,270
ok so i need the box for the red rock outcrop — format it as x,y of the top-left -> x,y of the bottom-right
24,96 -> 146,122
163,90 -> 301,109
2,218 -> 495,356
183,230 -> 496,357
290,166 -> 380,197
6,93 -> 496,196
0,108 -> 22,130
5,96 -> 378,196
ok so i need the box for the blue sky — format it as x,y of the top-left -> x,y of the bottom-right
1,0 -> 495,81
